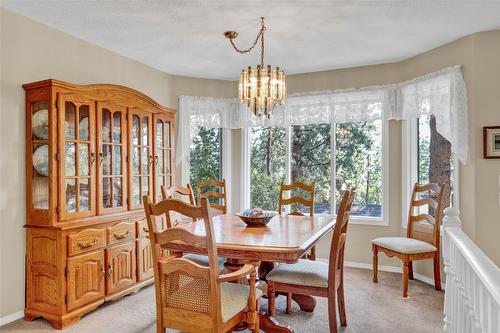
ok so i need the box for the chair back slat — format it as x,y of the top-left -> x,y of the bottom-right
409,214 -> 436,225
160,258 -> 210,277
155,228 -> 208,249
406,183 -> 446,247
278,181 -> 315,216
143,196 -> 222,325
161,184 -> 196,205
197,179 -> 227,215
412,198 -> 438,209
328,189 -> 356,291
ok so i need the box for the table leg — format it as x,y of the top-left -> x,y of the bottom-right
258,261 -> 275,280
291,294 -> 317,312
259,311 -> 294,333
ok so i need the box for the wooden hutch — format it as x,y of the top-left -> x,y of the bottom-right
23,79 -> 175,328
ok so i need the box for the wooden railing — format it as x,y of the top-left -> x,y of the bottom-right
442,207 -> 500,333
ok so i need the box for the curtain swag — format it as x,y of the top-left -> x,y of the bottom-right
177,65 -> 468,166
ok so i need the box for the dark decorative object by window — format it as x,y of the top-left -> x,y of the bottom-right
483,126 -> 500,159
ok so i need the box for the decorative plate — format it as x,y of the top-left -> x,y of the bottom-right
33,145 -> 49,176
32,109 -> 49,139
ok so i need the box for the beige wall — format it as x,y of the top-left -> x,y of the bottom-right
2,6 -> 500,321
0,8 -> 231,318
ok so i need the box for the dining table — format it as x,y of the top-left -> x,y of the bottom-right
162,213 -> 337,333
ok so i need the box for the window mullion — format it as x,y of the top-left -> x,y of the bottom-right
285,126 -> 291,214
331,122 -> 337,216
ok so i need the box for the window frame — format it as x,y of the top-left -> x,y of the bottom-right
181,127 -> 231,211
242,120 -> 389,226
401,119 -> 460,229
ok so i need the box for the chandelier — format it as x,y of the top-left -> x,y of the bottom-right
224,17 -> 286,118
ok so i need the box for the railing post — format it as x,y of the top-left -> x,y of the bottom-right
442,207 -> 461,333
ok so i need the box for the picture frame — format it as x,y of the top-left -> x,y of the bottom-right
483,126 -> 500,159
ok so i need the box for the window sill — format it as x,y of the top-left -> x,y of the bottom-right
317,214 -> 389,227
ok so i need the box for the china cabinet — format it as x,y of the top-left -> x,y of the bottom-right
24,79 -> 175,329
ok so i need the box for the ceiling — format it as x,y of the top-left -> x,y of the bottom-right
3,1 -> 500,80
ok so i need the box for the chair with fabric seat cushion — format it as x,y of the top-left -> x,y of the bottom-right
161,184 -> 196,227
267,189 -> 356,333
371,237 -> 437,254
197,179 -> 227,216
144,196 -> 261,333
266,259 -> 329,288
371,182 -> 446,298
183,253 -> 226,272
277,181 -> 316,313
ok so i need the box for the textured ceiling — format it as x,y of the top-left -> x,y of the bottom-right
3,1 -> 500,80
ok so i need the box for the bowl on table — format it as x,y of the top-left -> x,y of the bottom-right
235,208 -> 276,227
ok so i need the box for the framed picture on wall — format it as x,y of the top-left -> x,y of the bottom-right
483,126 -> 500,159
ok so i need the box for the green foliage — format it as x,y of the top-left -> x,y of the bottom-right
335,121 -> 382,208
189,127 -> 222,200
250,127 -> 286,210
291,124 -> 332,213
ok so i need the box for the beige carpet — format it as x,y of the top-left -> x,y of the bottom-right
1,268 -> 444,333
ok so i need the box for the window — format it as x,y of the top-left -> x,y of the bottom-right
249,127 -> 286,211
189,127 -> 222,197
247,121 -> 387,222
291,124 -> 332,214
335,120 -> 383,218
403,115 -> 458,227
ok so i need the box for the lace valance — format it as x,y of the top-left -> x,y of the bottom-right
177,65 -> 467,166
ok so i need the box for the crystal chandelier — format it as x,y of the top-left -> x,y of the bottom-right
224,17 -> 286,118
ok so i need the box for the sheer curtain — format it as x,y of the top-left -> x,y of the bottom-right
177,65 -> 467,173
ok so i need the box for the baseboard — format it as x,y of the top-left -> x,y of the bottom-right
344,261 -> 445,289
0,311 -> 24,327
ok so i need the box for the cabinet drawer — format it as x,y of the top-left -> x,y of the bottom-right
137,218 -> 165,238
107,222 -> 135,245
68,228 -> 106,256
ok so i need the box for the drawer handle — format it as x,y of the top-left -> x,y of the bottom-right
100,265 -> 106,280
77,239 -> 98,249
142,227 -> 149,233
107,264 -> 113,278
113,230 -> 130,240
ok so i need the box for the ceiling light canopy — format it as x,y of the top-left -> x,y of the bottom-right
224,17 -> 286,118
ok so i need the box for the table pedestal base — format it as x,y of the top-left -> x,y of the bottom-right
259,311 -> 294,333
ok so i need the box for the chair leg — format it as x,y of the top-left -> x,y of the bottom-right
372,245 -> 378,283
328,294 -> 338,333
252,299 -> 260,333
286,293 -> 292,314
408,261 -> 414,280
433,253 -> 442,291
337,282 -> 347,327
402,261 -> 410,298
267,282 -> 276,317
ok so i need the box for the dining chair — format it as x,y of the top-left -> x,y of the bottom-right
277,181 -> 316,313
278,181 -> 316,259
267,189 -> 356,333
161,184 -> 196,205
160,184 -> 225,270
197,179 -> 227,216
143,196 -> 262,333
371,182 -> 445,298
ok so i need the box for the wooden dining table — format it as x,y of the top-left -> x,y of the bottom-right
162,213 -> 336,333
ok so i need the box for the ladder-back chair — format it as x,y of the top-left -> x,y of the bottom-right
143,196 -> 261,333
371,182 -> 446,297
197,179 -> 227,216
267,189 -> 356,333
161,184 -> 196,227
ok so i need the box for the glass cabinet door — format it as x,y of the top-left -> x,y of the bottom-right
58,94 -> 96,220
153,114 -> 173,202
31,100 -> 50,211
129,109 -> 153,209
97,102 -> 127,214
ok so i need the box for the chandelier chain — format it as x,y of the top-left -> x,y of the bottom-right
228,17 -> 266,66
